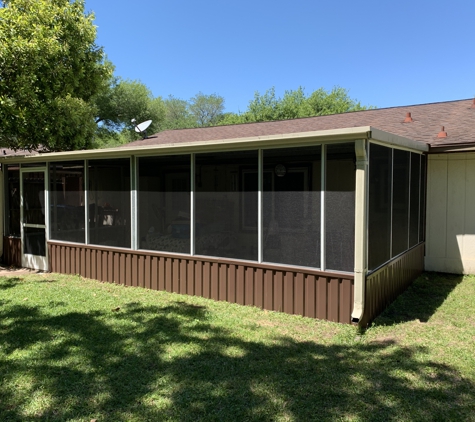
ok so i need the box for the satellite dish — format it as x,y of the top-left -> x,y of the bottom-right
131,119 -> 152,139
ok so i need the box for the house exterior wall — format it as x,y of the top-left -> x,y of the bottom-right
48,241 -> 355,323
425,153 -> 475,274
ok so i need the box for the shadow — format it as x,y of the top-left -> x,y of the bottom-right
373,272 -> 465,325
0,276 -> 23,290
0,283 -> 474,421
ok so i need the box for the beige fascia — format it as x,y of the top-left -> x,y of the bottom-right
0,126 -> 428,164
369,128 -> 428,153
0,126 -> 372,163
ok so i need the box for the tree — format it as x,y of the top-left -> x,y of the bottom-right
0,0 -> 111,151
162,95 -> 196,130
220,86 -> 370,125
189,92 -> 225,127
92,77 -> 166,147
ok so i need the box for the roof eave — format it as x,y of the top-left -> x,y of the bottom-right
369,128 -> 429,152
0,125 -> 428,163
428,143 -> 475,154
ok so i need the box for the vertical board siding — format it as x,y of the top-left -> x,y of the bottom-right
2,237 -> 21,267
362,243 -> 425,326
48,242 -> 355,323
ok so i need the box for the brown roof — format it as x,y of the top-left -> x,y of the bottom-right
124,98 -> 475,151
1,148 -> 39,157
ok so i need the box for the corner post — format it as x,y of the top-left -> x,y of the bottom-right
352,139 -> 368,324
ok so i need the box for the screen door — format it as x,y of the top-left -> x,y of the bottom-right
21,168 -> 48,270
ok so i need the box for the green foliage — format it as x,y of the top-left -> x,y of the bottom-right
92,77 -> 166,148
189,92 -> 225,127
162,92 -> 225,130
162,95 -> 196,130
93,90 -> 225,147
220,86 -> 371,125
0,0 -> 111,151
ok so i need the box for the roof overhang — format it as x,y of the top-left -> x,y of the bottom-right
428,143 -> 475,154
0,126 -> 428,164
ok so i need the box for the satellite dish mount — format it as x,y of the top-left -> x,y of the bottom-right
132,119 -> 152,139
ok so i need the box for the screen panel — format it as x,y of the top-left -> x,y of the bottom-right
392,149 -> 410,257
263,146 -> 321,268
195,150 -> 258,261
5,164 -> 21,237
325,143 -> 355,272
368,144 -> 392,271
88,158 -> 131,248
50,161 -> 85,243
138,155 -> 191,254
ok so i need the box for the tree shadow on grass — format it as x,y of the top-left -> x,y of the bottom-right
0,297 -> 473,421
373,272 -> 465,325
0,277 -> 23,290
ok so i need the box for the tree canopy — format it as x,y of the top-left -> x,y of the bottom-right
92,77 -> 166,148
0,0 -> 111,151
219,87 -> 370,125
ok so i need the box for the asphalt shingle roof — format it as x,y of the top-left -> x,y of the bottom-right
124,99 -> 475,150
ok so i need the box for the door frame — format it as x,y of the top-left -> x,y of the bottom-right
20,166 -> 49,270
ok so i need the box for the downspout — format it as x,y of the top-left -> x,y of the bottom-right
351,139 -> 368,325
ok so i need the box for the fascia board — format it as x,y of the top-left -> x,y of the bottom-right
369,127 -> 429,153
0,126 -> 374,163
0,126 -> 428,163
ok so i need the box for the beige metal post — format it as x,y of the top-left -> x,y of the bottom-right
352,139 -> 368,324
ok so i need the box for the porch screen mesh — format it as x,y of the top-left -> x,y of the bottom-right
88,159 -> 131,248
5,165 -> 20,237
392,149 -> 410,257
195,150 -> 258,261
368,144 -> 392,271
263,146 -> 321,268
138,155 -> 191,254
325,143 -> 355,272
50,161 -> 85,243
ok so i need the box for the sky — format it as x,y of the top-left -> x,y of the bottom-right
84,0 -> 475,114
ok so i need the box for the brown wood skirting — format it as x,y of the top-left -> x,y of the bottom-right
2,236 -> 21,267
48,242 -> 355,323
361,243 -> 425,326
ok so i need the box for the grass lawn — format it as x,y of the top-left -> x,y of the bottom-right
0,271 -> 474,421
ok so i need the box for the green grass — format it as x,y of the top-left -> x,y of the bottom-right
0,272 -> 474,421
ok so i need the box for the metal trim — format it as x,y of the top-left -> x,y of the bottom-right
190,153 -> 195,256
320,144 -> 326,271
